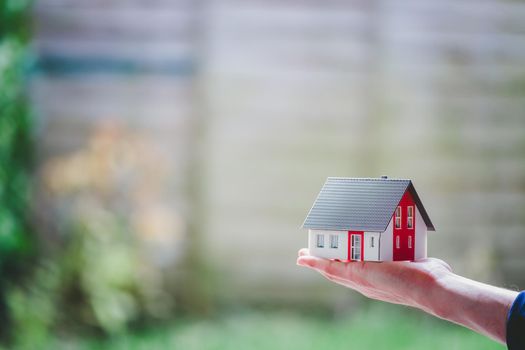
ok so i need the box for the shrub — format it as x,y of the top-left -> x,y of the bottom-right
0,0 -> 34,343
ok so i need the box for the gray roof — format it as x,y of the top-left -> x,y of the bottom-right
302,177 -> 435,232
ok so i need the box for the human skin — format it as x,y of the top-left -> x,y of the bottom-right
297,248 -> 518,344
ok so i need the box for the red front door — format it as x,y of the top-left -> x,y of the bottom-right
348,231 -> 364,261
393,191 -> 415,261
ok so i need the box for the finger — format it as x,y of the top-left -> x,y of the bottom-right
297,255 -> 328,269
414,257 -> 450,268
413,257 -> 453,273
318,270 -> 359,289
318,271 -> 387,299
318,270 -> 410,305
298,248 -> 310,257
297,256 -> 355,280
429,258 -> 453,272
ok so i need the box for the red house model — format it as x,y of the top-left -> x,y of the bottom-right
302,177 -> 435,261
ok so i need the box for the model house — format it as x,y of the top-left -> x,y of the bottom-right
302,177 -> 435,261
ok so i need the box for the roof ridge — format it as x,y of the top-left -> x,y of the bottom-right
326,177 -> 410,182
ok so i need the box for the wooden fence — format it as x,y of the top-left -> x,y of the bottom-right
32,0 -> 525,304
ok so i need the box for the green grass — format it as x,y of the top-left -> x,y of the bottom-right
35,304 -> 503,350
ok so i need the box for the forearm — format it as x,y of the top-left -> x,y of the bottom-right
420,272 -> 518,344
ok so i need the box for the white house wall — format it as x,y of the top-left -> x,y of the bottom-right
379,219 -> 393,261
308,230 -> 348,260
363,232 -> 380,261
415,207 -> 428,260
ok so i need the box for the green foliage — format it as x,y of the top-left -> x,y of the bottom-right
27,306 -> 504,350
4,210 -> 145,348
6,263 -> 59,348
24,125 -> 178,338
0,37 -> 32,267
0,0 -> 34,343
62,209 -> 141,334
0,0 -> 32,41
0,0 -> 33,266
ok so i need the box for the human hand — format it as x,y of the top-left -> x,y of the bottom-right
297,248 -> 516,344
297,248 -> 452,311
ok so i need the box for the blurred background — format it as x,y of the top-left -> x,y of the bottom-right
1,0 -> 525,348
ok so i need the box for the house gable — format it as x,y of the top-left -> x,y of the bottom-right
405,182 -> 435,231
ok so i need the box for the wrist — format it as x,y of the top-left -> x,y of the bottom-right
418,271 -> 518,343
419,271 -> 459,320
414,271 -> 453,317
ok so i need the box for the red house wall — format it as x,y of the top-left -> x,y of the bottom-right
393,190 -> 416,261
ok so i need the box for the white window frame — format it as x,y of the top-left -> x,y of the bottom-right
395,206 -> 402,229
395,235 -> 400,249
408,235 -> 412,249
330,234 -> 338,249
351,234 -> 361,261
316,234 -> 324,248
407,206 -> 414,229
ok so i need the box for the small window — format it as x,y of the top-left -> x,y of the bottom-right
407,206 -> 414,229
330,234 -> 338,249
370,236 -> 375,248
316,234 -> 324,248
408,236 -> 412,249
395,206 -> 402,229
395,235 -> 400,249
